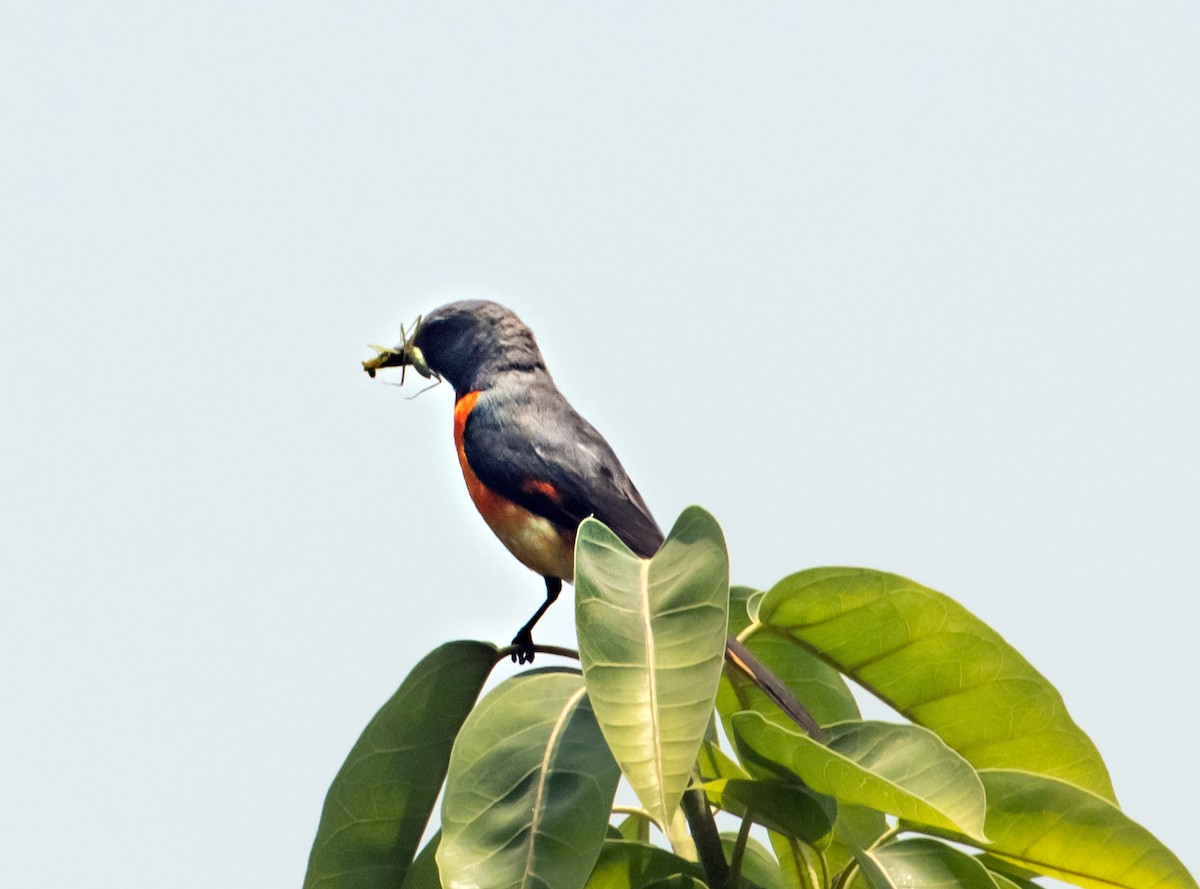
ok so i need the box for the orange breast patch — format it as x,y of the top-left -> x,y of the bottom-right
454,392 -> 575,582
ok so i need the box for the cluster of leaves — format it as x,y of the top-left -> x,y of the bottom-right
304,507 -> 1194,889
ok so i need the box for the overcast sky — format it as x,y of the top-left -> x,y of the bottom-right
2,3 -> 1197,885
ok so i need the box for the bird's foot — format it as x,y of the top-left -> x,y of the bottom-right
511,628 -> 536,665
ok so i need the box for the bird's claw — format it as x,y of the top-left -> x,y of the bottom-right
511,629 -> 536,665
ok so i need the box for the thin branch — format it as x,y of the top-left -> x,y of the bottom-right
494,643 -> 580,662
680,786 -> 730,888
725,815 -> 754,888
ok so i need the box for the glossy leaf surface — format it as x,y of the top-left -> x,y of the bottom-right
576,506 -> 729,827
304,641 -> 496,889
757,568 -> 1115,801
438,670 -> 620,889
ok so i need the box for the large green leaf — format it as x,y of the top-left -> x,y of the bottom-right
304,641 -> 497,889
855,838 -> 999,889
438,670 -> 621,889
719,586 -> 859,735
757,568 -> 1115,801
575,506 -> 730,828
731,712 -> 988,842
916,770 -> 1197,889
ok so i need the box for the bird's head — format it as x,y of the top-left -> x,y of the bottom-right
363,300 -> 546,395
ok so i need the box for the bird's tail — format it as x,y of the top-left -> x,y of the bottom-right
723,636 -> 825,741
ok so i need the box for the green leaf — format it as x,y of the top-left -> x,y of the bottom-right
719,587 -> 860,734
613,814 -> 651,844
705,778 -> 835,845
400,833 -> 442,889
757,568 -> 1115,801
576,506 -> 730,828
698,737 -> 750,783
583,840 -> 703,889
721,833 -> 787,889
855,838 -> 999,889
303,641 -> 496,889
731,712 -> 989,842
920,770 -> 1198,889
438,670 -> 621,889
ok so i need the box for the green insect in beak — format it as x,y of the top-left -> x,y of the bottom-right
362,315 -> 438,384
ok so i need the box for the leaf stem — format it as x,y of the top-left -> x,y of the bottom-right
736,622 -> 762,644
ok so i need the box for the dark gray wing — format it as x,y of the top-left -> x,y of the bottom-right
463,381 -> 664,558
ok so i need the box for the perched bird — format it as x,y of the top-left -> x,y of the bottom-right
363,300 -> 821,740
364,299 -> 661,663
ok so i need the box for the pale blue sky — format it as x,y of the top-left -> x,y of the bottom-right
2,3 -> 1197,885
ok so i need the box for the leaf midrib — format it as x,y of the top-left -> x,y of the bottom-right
521,685 -> 587,888
638,558 -> 667,820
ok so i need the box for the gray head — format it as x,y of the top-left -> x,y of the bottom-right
365,300 -> 548,395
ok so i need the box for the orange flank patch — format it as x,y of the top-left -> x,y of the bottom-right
453,391 -> 575,582
521,478 -> 562,503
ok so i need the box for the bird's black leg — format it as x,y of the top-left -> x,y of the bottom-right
511,576 -> 562,664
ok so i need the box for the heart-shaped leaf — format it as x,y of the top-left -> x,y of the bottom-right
575,506 -> 730,829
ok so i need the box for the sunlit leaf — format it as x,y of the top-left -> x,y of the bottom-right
855,838 -> 998,889
304,641 -> 496,889
732,712 -> 988,842
916,770 -> 1198,889
438,670 -> 620,889
758,568 -> 1115,801
576,506 -> 730,828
